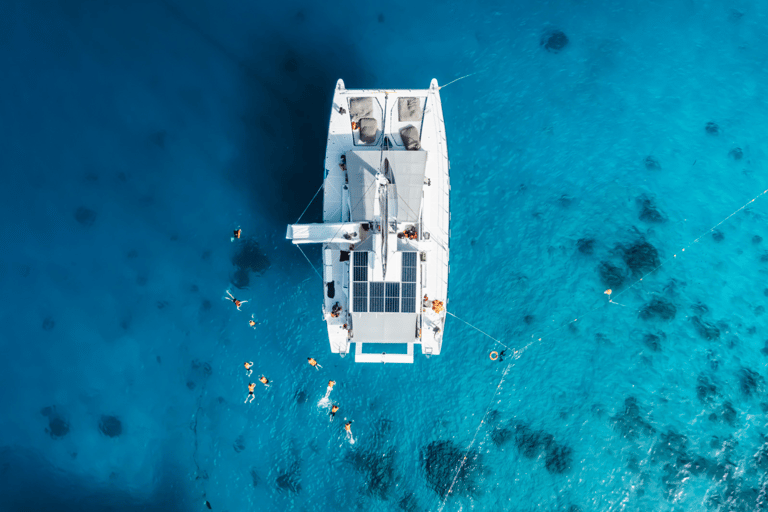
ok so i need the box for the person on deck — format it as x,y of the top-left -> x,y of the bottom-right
308,357 -> 322,370
244,361 -> 253,376
245,383 -> 255,404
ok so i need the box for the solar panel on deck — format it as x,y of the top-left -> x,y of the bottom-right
385,283 -> 400,313
370,282 -> 385,312
353,282 -> 368,312
402,252 -> 417,282
402,282 -> 416,313
353,252 -> 368,282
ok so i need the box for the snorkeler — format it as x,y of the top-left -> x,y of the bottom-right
225,290 -> 247,311
244,361 -> 253,376
308,357 -> 322,370
245,383 -> 255,404
330,405 -> 339,420
259,375 -> 270,387
498,350 -> 506,362
234,228 -> 241,239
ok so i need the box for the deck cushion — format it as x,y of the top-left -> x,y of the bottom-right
349,97 -> 373,122
359,118 -> 378,143
400,125 -> 421,150
398,97 -> 422,121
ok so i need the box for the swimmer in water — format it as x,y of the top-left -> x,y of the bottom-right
225,290 -> 247,311
330,404 -> 339,420
308,357 -> 322,370
244,361 -> 253,376
234,228 -> 242,239
498,350 -> 506,362
344,421 -> 352,434
245,383 -> 255,404
259,375 -> 270,387
328,380 -> 336,389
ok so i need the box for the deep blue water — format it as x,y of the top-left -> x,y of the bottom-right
2,1 -> 768,510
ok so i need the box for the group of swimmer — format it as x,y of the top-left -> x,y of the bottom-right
228,229 -> 353,437
244,358 -> 352,436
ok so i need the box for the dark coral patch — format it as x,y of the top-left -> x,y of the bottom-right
545,443 -> 573,474
696,374 -> 717,403
598,261 -> 625,289
623,240 -> 660,275
275,463 -> 302,494
739,368 -> 763,397
639,298 -> 676,321
577,238 -> 595,254
705,122 -> 719,135
42,317 -> 55,331
47,417 -> 70,439
421,440 -> 481,498
644,155 -> 661,170
638,196 -> 666,223
729,147 -> 743,160
691,316 -> 719,340
346,448 -> 396,499
541,29 -> 569,52
642,332 -> 665,352
99,415 -> 122,437
75,207 -> 97,226
712,230 -> 724,242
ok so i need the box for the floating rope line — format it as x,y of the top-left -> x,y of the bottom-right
434,187 -> 768,512
446,311 -> 511,351
439,73 -> 476,90
295,182 -> 324,224
437,359 -> 514,512
296,245 -> 323,280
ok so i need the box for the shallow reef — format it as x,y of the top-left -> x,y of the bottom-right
639,297 -> 676,321
622,240 -> 660,275
420,440 -> 481,498
541,29 -> 568,52
99,415 -> 122,438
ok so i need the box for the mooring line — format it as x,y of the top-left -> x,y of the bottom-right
435,186 -> 768,512
295,182 -> 324,224
446,311 -> 511,351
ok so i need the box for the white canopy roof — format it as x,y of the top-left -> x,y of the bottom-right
346,150 -> 427,222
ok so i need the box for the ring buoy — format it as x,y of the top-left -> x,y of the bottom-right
489,351 -> 499,361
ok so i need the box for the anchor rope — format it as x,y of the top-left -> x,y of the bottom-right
435,186 -> 768,511
295,182 -> 324,224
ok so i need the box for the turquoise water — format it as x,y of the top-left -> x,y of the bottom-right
2,1 -> 768,510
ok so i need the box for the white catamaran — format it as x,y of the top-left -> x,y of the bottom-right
287,79 -> 450,363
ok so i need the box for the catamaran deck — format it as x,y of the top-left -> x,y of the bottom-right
287,79 -> 450,363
